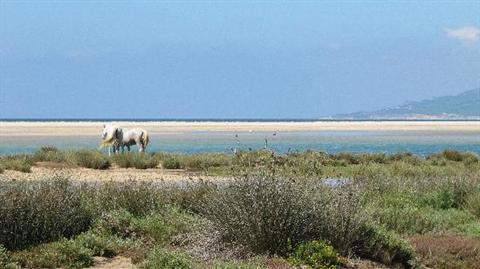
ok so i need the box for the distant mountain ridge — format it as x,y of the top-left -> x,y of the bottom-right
335,88 -> 480,120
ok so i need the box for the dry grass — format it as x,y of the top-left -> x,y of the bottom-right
409,234 -> 480,269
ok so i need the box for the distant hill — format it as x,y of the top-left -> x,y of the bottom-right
334,88 -> 480,120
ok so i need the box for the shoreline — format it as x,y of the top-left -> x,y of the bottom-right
1,121 -> 480,136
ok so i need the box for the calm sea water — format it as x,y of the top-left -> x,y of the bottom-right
1,129 -> 480,156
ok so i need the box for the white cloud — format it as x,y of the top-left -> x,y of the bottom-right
445,26 -> 479,43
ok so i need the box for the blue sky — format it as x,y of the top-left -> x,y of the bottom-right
1,1 -> 479,119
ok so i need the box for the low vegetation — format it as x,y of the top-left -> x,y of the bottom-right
31,146 -> 110,169
288,240 -> 344,269
154,152 -> 231,172
409,234 -> 480,269
0,148 -> 479,268
0,179 -> 91,250
111,152 -> 159,169
0,155 -> 32,173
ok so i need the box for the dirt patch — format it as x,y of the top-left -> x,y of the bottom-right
409,234 -> 480,269
345,258 -> 392,269
89,256 -> 134,269
0,165 -> 221,182
35,161 -> 77,169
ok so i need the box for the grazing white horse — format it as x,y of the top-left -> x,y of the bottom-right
101,125 -> 150,155
120,128 -> 150,153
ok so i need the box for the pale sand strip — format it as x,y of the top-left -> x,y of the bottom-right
0,166 -> 217,182
1,121 -> 479,136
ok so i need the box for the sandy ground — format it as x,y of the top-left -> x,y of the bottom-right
1,121 -> 480,136
90,256 -> 134,269
0,165 -> 217,182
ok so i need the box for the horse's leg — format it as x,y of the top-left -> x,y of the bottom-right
108,146 -> 111,157
137,140 -> 144,153
127,145 -> 130,152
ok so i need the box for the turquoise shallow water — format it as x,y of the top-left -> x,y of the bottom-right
1,130 -> 480,156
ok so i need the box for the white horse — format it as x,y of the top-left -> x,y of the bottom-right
101,125 -> 150,155
120,128 -> 150,153
101,124 -> 123,156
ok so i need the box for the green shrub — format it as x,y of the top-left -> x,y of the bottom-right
131,207 -> 198,245
365,201 -> 432,234
70,150 -> 111,170
454,222 -> 480,238
0,179 -> 92,250
11,239 -> 94,269
54,240 -> 94,269
161,156 -> 184,169
356,225 -> 416,267
74,231 -> 118,257
197,168 -> 364,256
212,261 -> 266,269
283,151 -> 326,176
330,152 -> 391,165
32,146 -> 67,163
94,207 -> 198,246
288,240 -> 344,269
90,181 -> 167,216
0,244 -> 20,269
139,247 -> 193,269
0,156 -> 32,173
112,153 -> 159,169
182,153 -> 231,171
424,209 -> 476,232
332,152 -> 363,165
95,210 -> 136,238
198,174 -> 322,255
33,149 -> 111,169
427,150 -> 479,165
0,244 -> 8,265
389,152 -> 421,165
464,189 -> 480,218
233,150 -> 281,168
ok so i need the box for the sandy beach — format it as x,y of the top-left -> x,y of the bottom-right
1,121 -> 480,136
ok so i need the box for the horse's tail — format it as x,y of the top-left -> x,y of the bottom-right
142,130 -> 149,148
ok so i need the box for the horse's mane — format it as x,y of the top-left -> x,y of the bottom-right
100,126 -> 120,148
100,138 -> 116,148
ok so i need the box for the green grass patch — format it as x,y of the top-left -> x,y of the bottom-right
10,239 -> 94,269
139,247 -> 194,269
0,155 -> 32,173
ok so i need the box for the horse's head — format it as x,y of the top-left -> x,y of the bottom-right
101,124 -> 122,148
102,124 -> 120,141
101,124 -> 110,140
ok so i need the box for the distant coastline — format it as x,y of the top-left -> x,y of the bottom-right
1,118 -> 480,123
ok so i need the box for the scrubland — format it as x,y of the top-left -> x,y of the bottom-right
1,148 -> 479,268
